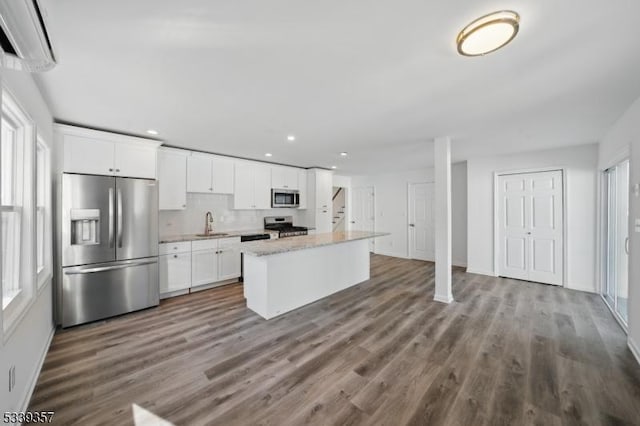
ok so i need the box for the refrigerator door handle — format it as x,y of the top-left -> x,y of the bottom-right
108,187 -> 115,248
64,259 -> 158,275
117,187 -> 123,248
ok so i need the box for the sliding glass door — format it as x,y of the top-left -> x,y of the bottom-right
603,159 -> 629,324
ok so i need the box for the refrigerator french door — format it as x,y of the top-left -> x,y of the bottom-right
61,174 -> 159,327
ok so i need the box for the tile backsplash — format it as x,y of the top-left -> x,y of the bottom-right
159,193 -> 303,237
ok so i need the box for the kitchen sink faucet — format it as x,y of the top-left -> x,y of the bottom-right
204,211 -> 214,236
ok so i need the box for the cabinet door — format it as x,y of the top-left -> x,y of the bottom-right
159,253 -> 191,293
253,164 -> 272,209
158,149 -> 187,210
211,157 -> 235,194
234,162 -> 255,209
63,134 -> 115,175
187,154 -> 213,193
115,143 -> 157,179
284,168 -> 299,190
298,170 -> 308,209
316,170 -> 333,210
191,249 -> 219,287
316,208 -> 332,233
271,167 -> 285,189
218,237 -> 241,280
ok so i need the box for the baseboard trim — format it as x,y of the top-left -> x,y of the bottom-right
465,268 -> 497,277
19,325 -> 55,412
434,294 -> 454,304
629,337 -> 640,367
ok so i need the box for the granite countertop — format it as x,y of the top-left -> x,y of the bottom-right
159,229 -> 279,244
239,231 -> 389,257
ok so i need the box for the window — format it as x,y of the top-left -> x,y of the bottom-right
1,105 -> 24,309
1,88 -> 34,330
36,135 -> 52,287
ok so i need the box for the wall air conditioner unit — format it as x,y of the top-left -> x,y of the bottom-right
0,0 -> 55,72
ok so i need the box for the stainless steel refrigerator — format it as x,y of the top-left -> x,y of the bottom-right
61,173 -> 159,327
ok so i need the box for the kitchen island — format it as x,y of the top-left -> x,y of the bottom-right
240,231 -> 388,319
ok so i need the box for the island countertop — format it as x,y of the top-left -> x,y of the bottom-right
239,231 -> 388,257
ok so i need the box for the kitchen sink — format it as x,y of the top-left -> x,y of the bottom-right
195,233 -> 228,237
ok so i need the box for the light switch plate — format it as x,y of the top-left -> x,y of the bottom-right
635,218 -> 640,233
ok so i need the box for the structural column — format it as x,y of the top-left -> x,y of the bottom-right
434,136 -> 453,303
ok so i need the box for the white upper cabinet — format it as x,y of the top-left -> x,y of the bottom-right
158,148 -> 188,210
58,124 -> 160,179
233,162 -> 255,209
187,153 -> 235,194
234,161 -> 271,209
298,169 -> 308,209
271,166 -> 299,190
211,156 -> 235,194
187,154 -> 212,193
115,142 -> 158,179
63,134 -> 115,176
254,164 -> 272,209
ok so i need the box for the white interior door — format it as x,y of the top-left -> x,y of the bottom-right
498,170 -> 563,285
409,183 -> 434,261
352,187 -> 375,251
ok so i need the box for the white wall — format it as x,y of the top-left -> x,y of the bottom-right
350,163 -> 467,264
466,144 -> 599,293
0,69 -> 56,413
599,95 -> 640,363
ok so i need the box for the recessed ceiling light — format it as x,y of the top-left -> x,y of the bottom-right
331,166 -> 337,169
146,129 -> 159,135
287,135 -> 296,141
457,10 -> 520,56
340,152 -> 348,157
265,153 -> 273,157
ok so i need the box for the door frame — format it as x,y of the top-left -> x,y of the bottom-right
598,153 -> 631,333
492,167 -> 568,287
407,181 -> 434,261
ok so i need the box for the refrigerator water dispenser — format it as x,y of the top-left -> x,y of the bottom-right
70,209 -> 100,245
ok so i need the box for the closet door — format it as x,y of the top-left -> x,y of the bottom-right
498,170 -> 563,285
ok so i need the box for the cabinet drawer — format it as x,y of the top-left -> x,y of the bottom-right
218,237 -> 241,248
192,239 -> 219,251
159,242 -> 191,255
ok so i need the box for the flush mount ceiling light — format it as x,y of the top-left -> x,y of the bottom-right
331,166 -> 337,169
146,129 -> 159,135
265,153 -> 273,157
287,135 -> 296,141
457,10 -> 520,56
340,152 -> 348,157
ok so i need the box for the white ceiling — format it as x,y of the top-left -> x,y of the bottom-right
35,0 -> 640,174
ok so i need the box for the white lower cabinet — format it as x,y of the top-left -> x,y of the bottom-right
218,238 -> 242,280
159,251 -> 192,294
191,249 -> 219,287
160,237 -> 241,298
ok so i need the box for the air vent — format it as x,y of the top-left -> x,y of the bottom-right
0,0 -> 56,72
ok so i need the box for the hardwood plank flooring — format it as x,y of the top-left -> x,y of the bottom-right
28,255 -> 640,425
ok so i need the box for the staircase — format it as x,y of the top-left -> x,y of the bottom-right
332,188 -> 346,231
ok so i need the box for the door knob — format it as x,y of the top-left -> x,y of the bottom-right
527,232 -> 532,235
409,224 -> 415,227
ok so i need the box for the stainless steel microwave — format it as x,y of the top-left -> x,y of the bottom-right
271,189 -> 300,208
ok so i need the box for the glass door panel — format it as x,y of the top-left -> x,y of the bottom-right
603,160 -> 629,326
616,161 -> 629,322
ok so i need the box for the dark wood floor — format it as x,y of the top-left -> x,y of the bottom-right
29,255 -> 640,425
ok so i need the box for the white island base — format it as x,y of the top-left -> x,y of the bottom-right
243,238 -> 370,319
